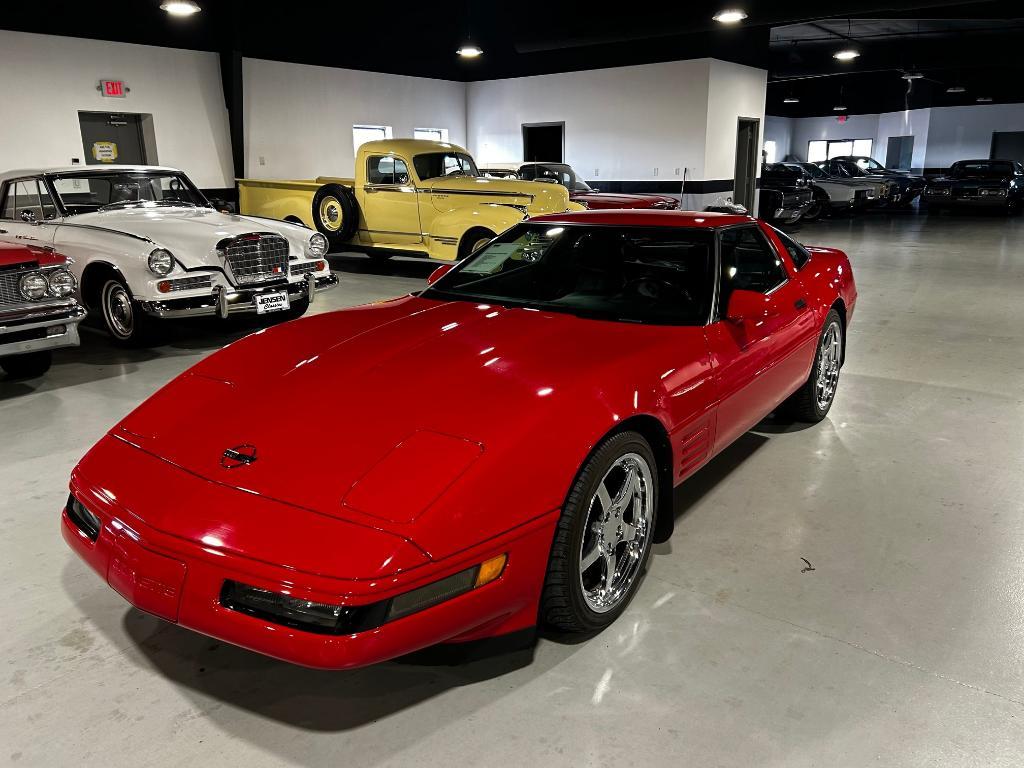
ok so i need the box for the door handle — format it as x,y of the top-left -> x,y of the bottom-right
794,298 -> 807,309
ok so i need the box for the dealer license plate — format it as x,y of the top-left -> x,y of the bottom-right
254,291 -> 290,314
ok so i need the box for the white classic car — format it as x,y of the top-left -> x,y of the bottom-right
782,162 -> 889,217
0,166 -> 338,344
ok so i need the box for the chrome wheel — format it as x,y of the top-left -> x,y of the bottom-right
471,236 -> 491,252
102,280 -> 135,340
578,452 -> 655,613
318,197 -> 342,232
815,320 -> 842,411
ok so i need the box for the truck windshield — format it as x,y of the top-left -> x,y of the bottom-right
49,171 -> 209,215
414,152 -> 480,181
423,223 -> 714,326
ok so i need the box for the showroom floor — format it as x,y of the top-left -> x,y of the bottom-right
3,212 -> 1024,767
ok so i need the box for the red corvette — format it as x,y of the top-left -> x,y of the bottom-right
63,210 -> 856,669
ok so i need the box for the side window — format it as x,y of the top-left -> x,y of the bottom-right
11,180 -> 43,221
771,227 -> 810,271
366,155 -> 410,185
518,165 -> 536,180
719,226 -> 788,310
0,183 -> 14,220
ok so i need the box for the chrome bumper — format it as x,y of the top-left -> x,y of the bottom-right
140,274 -> 339,319
0,301 -> 86,356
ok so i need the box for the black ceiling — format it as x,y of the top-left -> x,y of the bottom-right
1,1 -> 1022,116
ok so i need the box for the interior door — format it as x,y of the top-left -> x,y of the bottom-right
522,123 -> 564,163
79,112 -> 147,166
886,136 -> 914,170
707,225 -> 816,450
359,154 -> 422,246
991,131 -> 1024,163
734,118 -> 760,212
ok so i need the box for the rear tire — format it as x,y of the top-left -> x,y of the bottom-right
780,309 -> 843,423
458,228 -> 496,261
802,195 -> 827,222
0,351 -> 52,379
311,184 -> 358,246
541,431 -> 658,633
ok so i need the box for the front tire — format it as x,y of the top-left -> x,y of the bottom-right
100,277 -> 156,347
0,351 -> 52,379
458,228 -> 496,261
781,309 -> 843,422
541,431 -> 658,633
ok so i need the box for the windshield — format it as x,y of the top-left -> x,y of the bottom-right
423,223 -> 714,325
520,163 -> 592,192
798,163 -> 827,179
413,152 -> 480,181
853,157 -> 886,172
49,171 -> 208,215
951,161 -> 1013,178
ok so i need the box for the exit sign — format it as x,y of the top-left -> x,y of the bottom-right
99,79 -> 127,98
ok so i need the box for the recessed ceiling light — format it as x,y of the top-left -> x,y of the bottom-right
457,45 -> 483,58
833,49 -> 860,61
160,0 -> 201,16
976,96 -> 993,103
946,85 -> 966,94
783,97 -> 800,104
713,9 -> 747,23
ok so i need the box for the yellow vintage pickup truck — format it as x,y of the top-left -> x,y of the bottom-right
238,139 -> 584,261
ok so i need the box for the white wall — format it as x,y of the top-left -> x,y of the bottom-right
703,59 -> 767,180
467,60 -> 712,183
243,58 -> 467,179
0,30 -> 233,188
787,113 -> 881,162
925,103 -> 1024,168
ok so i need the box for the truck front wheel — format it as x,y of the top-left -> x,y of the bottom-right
458,228 -> 496,260
312,184 -> 358,245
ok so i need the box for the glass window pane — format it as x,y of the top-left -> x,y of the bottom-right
807,141 -> 827,163
719,226 -> 787,309
827,140 -> 853,158
764,140 -> 777,164
852,139 -> 873,157
414,128 -> 447,142
353,125 -> 391,155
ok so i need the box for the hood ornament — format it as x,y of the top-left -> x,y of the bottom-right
221,444 -> 257,469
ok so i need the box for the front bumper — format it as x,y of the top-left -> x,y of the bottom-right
772,201 -> 813,223
0,300 -> 86,357
140,273 -> 338,319
926,193 -> 1011,208
63,466 -> 555,669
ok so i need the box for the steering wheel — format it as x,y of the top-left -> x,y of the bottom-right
622,277 -> 691,304
444,169 -> 467,177
168,178 -> 184,192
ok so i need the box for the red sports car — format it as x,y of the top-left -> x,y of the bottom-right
63,210 -> 856,669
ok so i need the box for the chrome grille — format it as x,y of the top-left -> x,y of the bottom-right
222,234 -> 289,286
0,266 -> 35,306
162,275 -> 213,292
289,261 -> 320,277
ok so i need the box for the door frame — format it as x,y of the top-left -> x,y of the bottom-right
734,117 -> 760,213
78,111 -> 158,166
521,122 -> 565,163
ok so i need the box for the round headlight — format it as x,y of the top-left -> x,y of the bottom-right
19,272 -> 48,301
148,249 -> 174,276
47,268 -> 76,297
307,232 -> 329,259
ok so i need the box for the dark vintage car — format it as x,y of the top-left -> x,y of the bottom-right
817,157 -> 925,207
923,159 -> 1024,214
759,164 -> 814,224
0,237 -> 86,378
481,162 -> 679,210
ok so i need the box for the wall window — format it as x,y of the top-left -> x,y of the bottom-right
353,125 -> 393,155
414,127 -> 449,142
763,140 -> 778,164
808,138 -> 874,163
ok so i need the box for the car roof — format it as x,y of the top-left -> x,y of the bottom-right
529,209 -> 753,229
0,165 -> 184,183
356,139 -> 469,157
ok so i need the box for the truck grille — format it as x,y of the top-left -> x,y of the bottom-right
222,234 -> 289,286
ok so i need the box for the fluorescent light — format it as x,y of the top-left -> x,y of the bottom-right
457,45 -> 483,58
783,97 -> 800,104
160,0 -> 201,16
833,105 -> 847,111
976,96 -> 993,103
833,49 -> 860,61
713,9 -> 747,23
946,85 -> 966,94
902,72 -> 923,80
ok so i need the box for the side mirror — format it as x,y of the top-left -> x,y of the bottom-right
427,264 -> 454,286
19,209 -> 37,224
725,288 -> 768,322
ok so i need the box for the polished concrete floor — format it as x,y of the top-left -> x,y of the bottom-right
3,212 -> 1024,766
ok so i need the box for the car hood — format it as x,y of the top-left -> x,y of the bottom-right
571,192 -> 677,208
62,207 -> 312,267
423,176 -> 573,214
0,238 -> 64,268
115,295 -> 701,556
